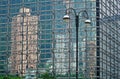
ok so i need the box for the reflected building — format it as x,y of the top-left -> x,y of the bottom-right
54,34 -> 67,74
9,7 -> 38,75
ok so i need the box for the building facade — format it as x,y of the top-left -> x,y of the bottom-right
0,0 -> 120,79
9,7 -> 38,75
97,0 -> 120,79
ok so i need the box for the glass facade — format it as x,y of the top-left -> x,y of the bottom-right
98,0 -> 120,79
0,0 -> 119,79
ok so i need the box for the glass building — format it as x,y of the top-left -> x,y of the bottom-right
0,0 -> 120,79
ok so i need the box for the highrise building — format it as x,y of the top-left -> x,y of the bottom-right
0,0 -> 119,79
9,7 -> 38,75
54,34 -> 67,74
